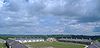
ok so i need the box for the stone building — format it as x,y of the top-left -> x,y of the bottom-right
47,38 -> 57,42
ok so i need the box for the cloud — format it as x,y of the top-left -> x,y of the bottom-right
78,16 -> 100,23
93,27 -> 100,32
0,0 -> 99,35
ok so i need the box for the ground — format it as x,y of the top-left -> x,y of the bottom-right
0,43 -> 6,48
24,42 -> 85,48
97,39 -> 100,42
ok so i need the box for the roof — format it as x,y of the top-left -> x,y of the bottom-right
16,38 -> 44,40
58,38 -> 92,43
88,42 -> 100,48
6,40 -> 28,48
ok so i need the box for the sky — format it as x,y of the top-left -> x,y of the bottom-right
0,0 -> 100,35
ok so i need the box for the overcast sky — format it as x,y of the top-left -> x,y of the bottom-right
0,0 -> 100,35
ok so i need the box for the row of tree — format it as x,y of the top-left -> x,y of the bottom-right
0,35 -> 100,40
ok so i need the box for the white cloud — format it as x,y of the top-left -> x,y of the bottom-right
0,0 -> 99,35
0,0 -> 4,8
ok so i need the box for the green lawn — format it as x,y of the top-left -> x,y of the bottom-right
24,42 -> 85,48
0,43 -> 6,48
96,39 -> 100,42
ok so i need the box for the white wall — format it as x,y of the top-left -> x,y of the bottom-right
15,39 -> 44,43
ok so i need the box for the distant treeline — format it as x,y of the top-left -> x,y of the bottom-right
0,34 -> 100,40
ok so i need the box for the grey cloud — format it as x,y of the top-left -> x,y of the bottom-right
78,16 -> 100,23
0,0 -> 99,35
93,27 -> 100,32
2,0 -> 99,17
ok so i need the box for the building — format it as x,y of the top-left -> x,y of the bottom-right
88,42 -> 100,48
47,38 -> 57,42
15,38 -> 44,43
58,38 -> 92,45
6,40 -> 28,48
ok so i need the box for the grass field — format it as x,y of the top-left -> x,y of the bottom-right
0,43 -> 6,48
24,42 -> 85,48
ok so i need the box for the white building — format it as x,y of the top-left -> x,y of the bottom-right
15,38 -> 44,43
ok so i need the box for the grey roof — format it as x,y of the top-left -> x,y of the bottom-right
16,38 -> 44,40
88,45 -> 97,48
6,40 -> 28,48
94,42 -> 100,47
88,42 -> 100,48
58,38 -> 92,43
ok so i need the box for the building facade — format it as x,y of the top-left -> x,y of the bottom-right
47,38 -> 57,42
15,38 -> 44,43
